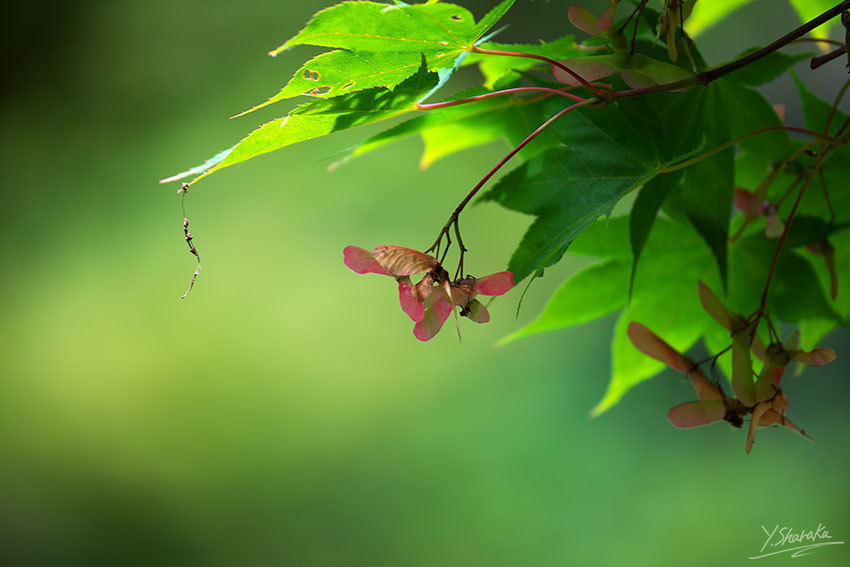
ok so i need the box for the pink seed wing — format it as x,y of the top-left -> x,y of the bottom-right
792,348 -> 837,366
475,272 -> 514,296
760,410 -> 814,442
465,299 -> 490,324
698,281 -> 733,331
746,401 -> 771,455
398,279 -> 425,322
627,322 -> 692,373
667,401 -> 726,428
553,57 -> 617,85
688,369 -> 723,402
765,213 -> 785,238
619,69 -> 657,89
568,5 -> 603,37
343,246 -> 390,275
595,2 -> 615,31
413,295 -> 453,342
754,359 -> 784,403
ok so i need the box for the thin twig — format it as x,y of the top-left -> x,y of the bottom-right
818,168 -> 836,224
470,46 -> 603,97
629,0 -> 649,56
811,45 -> 847,69
660,126 -> 841,174
179,183 -> 201,299
609,1 -> 850,101
426,99 -> 593,254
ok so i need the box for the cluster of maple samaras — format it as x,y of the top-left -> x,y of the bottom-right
629,282 -> 836,454
554,3 -> 695,89
344,245 -> 514,341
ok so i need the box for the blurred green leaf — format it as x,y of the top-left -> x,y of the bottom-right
794,71 -> 849,134
500,260 -> 629,345
729,234 -> 841,322
629,172 -> 684,296
503,215 -> 725,415
782,216 -> 850,248
771,247 -> 841,322
594,219 -> 716,416
650,78 -> 781,286
788,0 -> 843,44
568,216 -> 631,260
652,84 -> 733,286
721,80 -> 791,163
793,72 -> 850,169
732,50 -> 812,86
686,0 -> 757,37
800,228 -> 850,349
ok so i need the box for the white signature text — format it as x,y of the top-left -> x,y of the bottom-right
750,523 -> 844,559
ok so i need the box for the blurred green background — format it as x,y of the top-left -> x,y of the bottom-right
1,1 -> 848,565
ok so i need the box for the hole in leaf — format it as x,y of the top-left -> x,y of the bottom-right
310,71 -> 320,81
303,69 -> 311,79
436,53 -> 444,57
342,82 -> 355,90
310,86 -> 331,96
450,14 -> 463,21
439,41 -> 449,45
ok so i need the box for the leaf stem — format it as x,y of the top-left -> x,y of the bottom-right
824,77 -> 850,134
470,45 -> 603,97
416,87 -> 586,110
759,161 -> 820,310
625,0 -> 649,56
757,106 -> 850,312
426,98 -> 593,255
793,37 -> 846,48
659,126 -> 842,174
818,168 -> 836,224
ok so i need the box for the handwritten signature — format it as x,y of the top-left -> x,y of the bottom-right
750,523 -> 844,559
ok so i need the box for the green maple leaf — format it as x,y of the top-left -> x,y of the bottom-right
237,0 -> 516,116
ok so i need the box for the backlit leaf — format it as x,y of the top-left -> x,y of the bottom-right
472,0 -> 516,40
270,1 -> 479,55
185,59 -> 438,185
499,260 -> 629,345
686,0 -> 757,37
237,1 -> 516,116
788,0 -> 843,47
